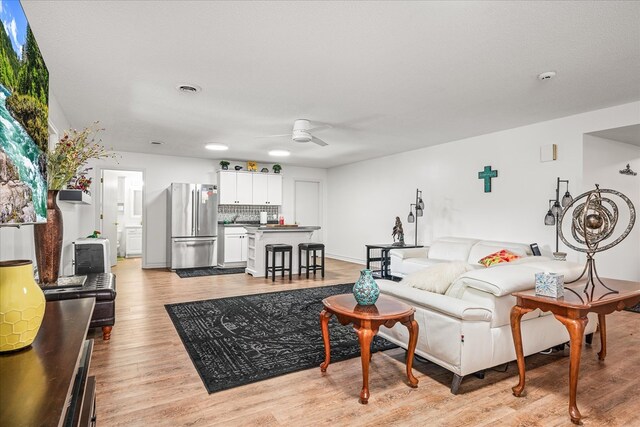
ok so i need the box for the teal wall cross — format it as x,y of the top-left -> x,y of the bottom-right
478,165 -> 498,193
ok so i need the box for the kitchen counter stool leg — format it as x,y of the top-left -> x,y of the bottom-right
272,250 -> 276,282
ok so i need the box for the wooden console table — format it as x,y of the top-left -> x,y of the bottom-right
320,294 -> 418,404
510,278 -> 640,425
0,298 -> 96,427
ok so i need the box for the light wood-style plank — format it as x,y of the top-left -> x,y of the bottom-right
88,258 -> 640,426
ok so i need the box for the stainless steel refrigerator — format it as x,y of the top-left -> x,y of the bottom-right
167,183 -> 218,269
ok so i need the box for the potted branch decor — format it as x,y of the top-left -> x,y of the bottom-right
272,164 -> 282,174
34,122 -> 116,283
219,160 -> 230,170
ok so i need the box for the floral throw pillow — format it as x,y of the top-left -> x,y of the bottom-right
478,249 -> 521,267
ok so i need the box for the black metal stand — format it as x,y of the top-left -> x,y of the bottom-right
565,253 -> 619,302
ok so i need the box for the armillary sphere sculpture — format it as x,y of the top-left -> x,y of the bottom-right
558,184 -> 636,299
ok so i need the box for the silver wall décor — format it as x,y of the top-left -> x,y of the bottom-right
619,164 -> 637,176
558,185 -> 636,299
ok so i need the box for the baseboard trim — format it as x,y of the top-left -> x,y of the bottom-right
325,253 -> 366,266
143,256 -> 362,270
143,262 -> 168,270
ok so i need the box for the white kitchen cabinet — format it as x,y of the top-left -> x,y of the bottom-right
218,225 -> 248,266
252,173 -> 282,205
236,173 -> 253,204
218,171 -> 253,204
267,174 -> 282,205
125,226 -> 142,258
224,235 -> 244,263
252,174 -> 268,205
218,171 -> 237,204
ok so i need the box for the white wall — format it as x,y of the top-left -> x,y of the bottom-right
1,138 -> 327,271
326,102 -> 640,274
4,97 -> 637,279
82,151 -> 217,268
81,153 -> 327,269
582,135 -> 640,281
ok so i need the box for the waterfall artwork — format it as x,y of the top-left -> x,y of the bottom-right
0,0 -> 49,224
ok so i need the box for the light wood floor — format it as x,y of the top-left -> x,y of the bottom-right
88,258 -> 640,426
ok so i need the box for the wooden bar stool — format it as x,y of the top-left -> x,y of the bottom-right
265,244 -> 293,282
298,243 -> 325,279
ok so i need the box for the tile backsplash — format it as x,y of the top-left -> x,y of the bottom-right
218,205 -> 279,222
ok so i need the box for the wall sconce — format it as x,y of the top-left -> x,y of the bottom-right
544,177 -> 572,252
619,164 -> 637,176
407,189 -> 424,245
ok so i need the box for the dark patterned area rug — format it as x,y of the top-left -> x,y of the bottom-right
165,283 -> 397,394
175,266 -> 247,278
625,303 -> 640,313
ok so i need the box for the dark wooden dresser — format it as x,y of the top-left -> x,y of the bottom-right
0,298 -> 97,427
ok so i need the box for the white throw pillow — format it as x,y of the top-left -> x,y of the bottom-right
401,262 -> 475,294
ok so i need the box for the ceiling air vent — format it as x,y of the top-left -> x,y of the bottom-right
537,71 -> 556,81
176,84 -> 201,93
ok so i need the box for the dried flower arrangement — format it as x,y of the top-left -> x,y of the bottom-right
46,122 -> 117,191
67,167 -> 93,194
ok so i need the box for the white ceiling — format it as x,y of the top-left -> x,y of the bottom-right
588,124 -> 640,148
21,1 -> 640,168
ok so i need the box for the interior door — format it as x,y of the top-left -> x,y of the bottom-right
101,170 -> 119,266
294,180 -> 321,242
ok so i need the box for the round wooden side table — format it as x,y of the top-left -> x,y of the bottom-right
319,293 -> 419,404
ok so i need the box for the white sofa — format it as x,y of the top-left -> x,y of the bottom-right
389,236 -> 536,278
378,238 -> 598,394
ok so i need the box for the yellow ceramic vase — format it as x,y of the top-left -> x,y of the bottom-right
0,260 -> 46,352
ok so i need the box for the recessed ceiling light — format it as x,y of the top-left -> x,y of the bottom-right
150,141 -> 164,145
268,149 -> 290,157
205,143 -> 229,151
176,84 -> 201,93
537,71 -> 557,81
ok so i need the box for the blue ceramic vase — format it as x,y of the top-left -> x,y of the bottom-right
353,269 -> 380,306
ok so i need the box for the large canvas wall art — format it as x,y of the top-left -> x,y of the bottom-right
0,0 -> 48,224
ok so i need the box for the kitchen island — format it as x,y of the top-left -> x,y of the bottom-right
245,225 -> 321,278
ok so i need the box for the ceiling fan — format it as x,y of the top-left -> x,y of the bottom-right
258,119 -> 330,146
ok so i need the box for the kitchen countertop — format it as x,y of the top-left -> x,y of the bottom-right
244,225 -> 321,233
218,221 -> 279,227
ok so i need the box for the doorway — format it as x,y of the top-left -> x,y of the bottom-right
294,180 -> 322,242
100,169 -> 144,267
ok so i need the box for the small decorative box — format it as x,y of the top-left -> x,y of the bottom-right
535,272 -> 564,298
